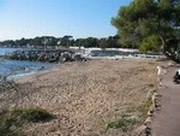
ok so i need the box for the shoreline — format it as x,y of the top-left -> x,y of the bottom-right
3,56 -> 167,83
0,58 -> 57,78
10,57 -> 161,81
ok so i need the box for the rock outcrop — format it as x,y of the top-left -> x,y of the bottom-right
5,49 -> 85,63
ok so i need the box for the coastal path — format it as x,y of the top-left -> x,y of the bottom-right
151,65 -> 180,136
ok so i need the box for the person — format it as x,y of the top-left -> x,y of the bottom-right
173,69 -> 180,83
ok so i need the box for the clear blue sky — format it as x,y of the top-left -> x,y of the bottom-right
0,0 -> 131,40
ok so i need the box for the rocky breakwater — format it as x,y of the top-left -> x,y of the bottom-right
5,49 -> 85,63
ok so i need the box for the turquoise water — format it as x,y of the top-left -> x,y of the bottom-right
0,48 -> 56,77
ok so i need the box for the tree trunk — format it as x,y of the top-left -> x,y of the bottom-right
159,35 -> 180,63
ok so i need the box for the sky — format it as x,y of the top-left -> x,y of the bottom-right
0,0 -> 131,41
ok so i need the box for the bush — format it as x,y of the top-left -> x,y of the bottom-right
0,109 -> 24,136
0,107 -> 53,136
23,106 -> 53,122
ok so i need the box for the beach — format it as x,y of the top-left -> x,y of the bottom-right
0,59 -> 166,136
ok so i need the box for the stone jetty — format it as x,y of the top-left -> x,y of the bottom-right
5,49 -> 84,63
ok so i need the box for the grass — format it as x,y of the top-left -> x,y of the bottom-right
106,117 -> 137,131
106,94 -> 153,133
23,106 -> 53,122
0,107 -> 53,136
0,76 -> 54,135
0,109 -> 25,136
136,96 -> 152,120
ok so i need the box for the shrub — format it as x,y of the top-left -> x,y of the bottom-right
137,96 -> 152,120
106,117 -> 137,131
23,106 -> 53,122
0,109 -> 23,136
0,107 -> 53,136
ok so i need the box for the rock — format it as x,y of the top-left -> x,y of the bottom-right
5,49 -> 86,63
60,52 -> 72,62
72,54 -> 82,61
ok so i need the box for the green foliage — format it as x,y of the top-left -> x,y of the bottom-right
29,37 -> 43,47
23,106 -> 53,122
106,117 -> 137,131
98,35 -> 121,49
60,35 -> 74,47
0,109 -> 24,136
0,40 -> 17,47
75,35 -> 122,48
139,35 -> 161,53
0,107 -> 53,136
112,0 -> 180,61
137,96 -> 152,118
16,38 -> 31,47
0,35 -> 123,49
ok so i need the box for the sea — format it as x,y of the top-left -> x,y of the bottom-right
0,48 -> 56,78
0,47 -> 164,78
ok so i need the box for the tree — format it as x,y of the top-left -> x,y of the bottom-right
99,38 -> 108,49
139,34 -> 161,52
99,35 -> 122,49
75,38 -> 85,48
16,38 -> 30,47
75,37 -> 99,48
29,37 -> 43,47
43,36 -> 58,47
0,40 -> 16,47
60,35 -> 74,47
112,0 -> 180,62
84,37 -> 99,48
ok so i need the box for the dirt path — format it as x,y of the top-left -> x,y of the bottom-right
152,65 -> 180,136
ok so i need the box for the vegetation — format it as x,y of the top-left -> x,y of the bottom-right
0,107 -> 53,136
112,0 -> 180,62
137,96 -> 153,120
139,34 -> 161,53
0,35 -> 123,49
21,106 -> 53,122
106,95 -> 153,132
0,76 -> 54,135
106,117 -> 137,131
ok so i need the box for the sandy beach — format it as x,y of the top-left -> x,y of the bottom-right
0,59 -> 166,136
